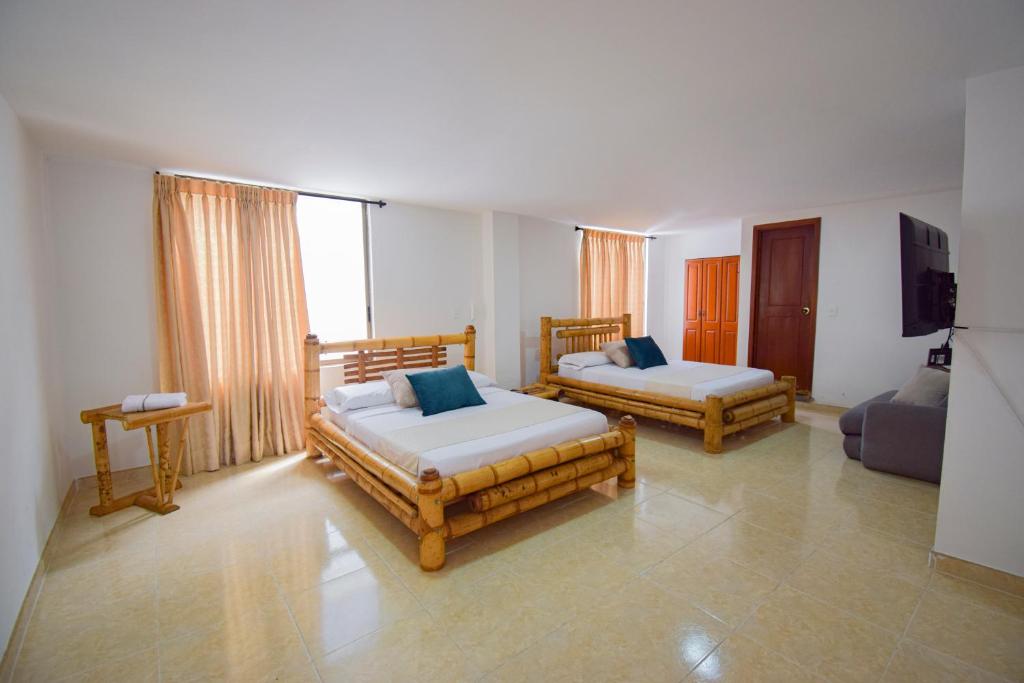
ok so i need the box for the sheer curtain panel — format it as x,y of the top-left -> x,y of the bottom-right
153,175 -> 310,473
579,229 -> 646,336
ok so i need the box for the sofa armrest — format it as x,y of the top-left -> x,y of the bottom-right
838,390 -> 899,436
860,402 -> 946,483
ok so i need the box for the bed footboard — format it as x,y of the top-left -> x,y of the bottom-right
702,375 -> 796,453
423,414 -> 635,569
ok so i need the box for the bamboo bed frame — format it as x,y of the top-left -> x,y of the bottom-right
304,325 -> 636,571
539,315 -> 796,454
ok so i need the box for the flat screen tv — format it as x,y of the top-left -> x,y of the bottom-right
900,212 -> 956,337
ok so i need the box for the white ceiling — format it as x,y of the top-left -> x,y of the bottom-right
2,1 -> 1023,231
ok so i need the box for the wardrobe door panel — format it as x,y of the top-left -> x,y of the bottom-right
721,255 -> 740,365
683,259 -> 702,361
698,258 -> 723,363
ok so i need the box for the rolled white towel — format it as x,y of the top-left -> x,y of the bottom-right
121,392 -> 188,413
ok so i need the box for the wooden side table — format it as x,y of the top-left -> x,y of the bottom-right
80,401 -> 212,516
514,384 -> 563,401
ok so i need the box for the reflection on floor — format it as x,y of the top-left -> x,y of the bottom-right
8,406 -> 1023,682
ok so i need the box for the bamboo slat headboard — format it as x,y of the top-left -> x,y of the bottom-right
539,315 -> 630,378
304,326 -> 476,407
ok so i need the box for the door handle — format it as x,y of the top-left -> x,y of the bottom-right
801,306 -> 810,316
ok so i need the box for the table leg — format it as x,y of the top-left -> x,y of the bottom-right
145,425 -> 164,505
157,423 -> 172,496
135,423 -> 184,515
91,421 -> 113,510
166,417 -> 191,505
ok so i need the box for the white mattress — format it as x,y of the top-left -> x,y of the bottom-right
326,386 -> 610,477
556,360 -> 775,401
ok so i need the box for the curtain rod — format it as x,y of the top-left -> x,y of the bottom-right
575,225 -> 656,240
156,171 -> 386,207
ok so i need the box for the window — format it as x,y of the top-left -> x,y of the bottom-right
297,195 -> 371,341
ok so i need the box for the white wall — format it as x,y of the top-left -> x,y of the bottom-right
645,237 -> 664,343
367,201 -> 482,369
0,93 -> 64,657
518,216 -> 578,385
736,189 -> 962,407
935,65 -> 1024,578
650,222 -> 742,360
44,156 -> 158,478
479,212 -> 522,388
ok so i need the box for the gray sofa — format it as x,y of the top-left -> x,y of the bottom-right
839,390 -> 946,484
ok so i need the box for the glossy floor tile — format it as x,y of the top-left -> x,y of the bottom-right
484,579 -> 731,682
784,549 -> 926,632
8,406 -> 1023,682
686,634 -> 820,682
906,589 -> 1024,681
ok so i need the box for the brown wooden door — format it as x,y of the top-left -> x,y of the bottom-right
699,257 -> 723,363
721,255 -> 740,365
682,259 -> 702,360
682,256 -> 740,364
750,219 -> 820,393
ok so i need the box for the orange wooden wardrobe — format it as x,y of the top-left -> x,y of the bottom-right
683,256 -> 740,365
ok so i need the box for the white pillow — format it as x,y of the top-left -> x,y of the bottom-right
465,369 -> 497,389
558,351 -> 613,370
382,370 -> 419,408
381,365 -> 497,409
601,340 -> 634,368
326,380 -> 394,413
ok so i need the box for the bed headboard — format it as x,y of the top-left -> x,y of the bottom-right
304,326 -> 476,414
539,315 -> 630,380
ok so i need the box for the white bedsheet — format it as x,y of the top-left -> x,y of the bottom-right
556,360 -> 774,401
327,386 -> 610,477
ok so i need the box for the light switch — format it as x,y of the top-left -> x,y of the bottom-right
826,305 -> 839,317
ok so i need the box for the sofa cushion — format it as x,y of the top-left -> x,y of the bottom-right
892,366 -> 950,407
838,390 -> 898,436
861,401 -> 946,483
843,435 -> 862,460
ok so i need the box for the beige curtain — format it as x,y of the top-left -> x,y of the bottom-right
153,175 -> 310,473
579,229 -> 646,336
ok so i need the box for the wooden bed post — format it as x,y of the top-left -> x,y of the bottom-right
704,394 -> 724,454
304,333 -> 322,458
417,467 -> 445,571
621,312 -> 632,338
781,375 -> 797,423
616,415 -> 636,488
463,325 -> 476,371
539,317 -> 552,381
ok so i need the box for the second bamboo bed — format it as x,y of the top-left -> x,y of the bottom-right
539,315 -> 796,453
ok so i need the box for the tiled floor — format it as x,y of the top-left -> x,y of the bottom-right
8,407 -> 1024,682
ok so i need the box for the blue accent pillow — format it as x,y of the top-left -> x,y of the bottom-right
406,365 -> 487,416
624,336 -> 668,369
